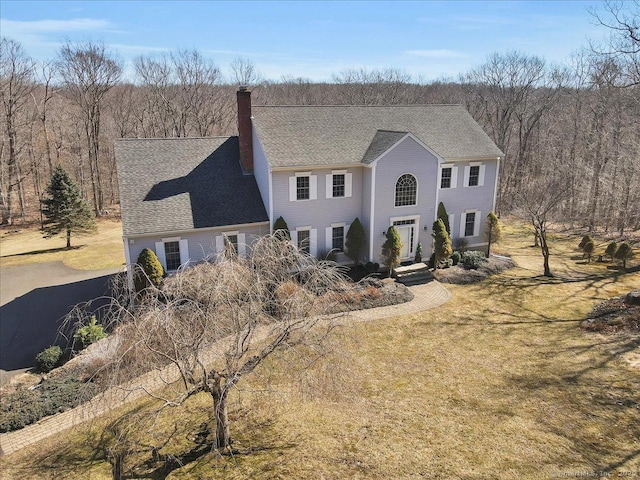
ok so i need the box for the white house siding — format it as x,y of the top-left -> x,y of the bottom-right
371,136 -> 440,263
125,223 -> 270,272
271,167 -> 363,256
252,129 -> 271,224
437,158 -> 498,247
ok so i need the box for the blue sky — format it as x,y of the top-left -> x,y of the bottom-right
0,0 -> 616,82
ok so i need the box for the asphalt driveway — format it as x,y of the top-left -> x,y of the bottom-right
0,262 -> 122,384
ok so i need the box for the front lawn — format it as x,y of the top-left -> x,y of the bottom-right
1,222 -> 638,479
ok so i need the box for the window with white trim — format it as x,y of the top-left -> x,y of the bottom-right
156,238 -> 189,271
441,168 -> 452,188
289,172 -> 317,201
297,229 -> 311,254
460,210 -> 482,238
297,176 -> 310,200
332,226 -> 344,251
464,163 -> 485,187
164,241 -> 181,270
326,170 -> 352,199
464,212 -> 476,237
395,174 -> 417,207
224,234 -> 238,255
440,164 -> 458,189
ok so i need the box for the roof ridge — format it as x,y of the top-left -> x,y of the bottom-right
115,136 -> 237,142
252,104 -> 464,108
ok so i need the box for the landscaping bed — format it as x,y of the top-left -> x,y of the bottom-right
581,291 -> 640,333
431,254 -> 515,284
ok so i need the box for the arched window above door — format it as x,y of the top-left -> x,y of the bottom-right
395,174 -> 417,207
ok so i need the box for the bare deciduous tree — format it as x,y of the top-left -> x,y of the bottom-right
83,235 -> 351,458
516,177 -> 570,277
229,56 -> 263,87
57,41 -> 122,215
0,37 -> 35,224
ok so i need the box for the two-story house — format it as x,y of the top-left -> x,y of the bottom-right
115,87 -> 502,276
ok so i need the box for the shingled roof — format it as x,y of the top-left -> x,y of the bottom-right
115,137 -> 268,236
252,105 -> 503,168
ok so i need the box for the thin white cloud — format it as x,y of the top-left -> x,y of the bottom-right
404,49 -> 467,59
0,18 -> 112,35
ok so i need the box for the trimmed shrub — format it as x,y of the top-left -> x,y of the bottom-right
614,242 -> 634,269
134,248 -> 165,293
428,252 -> 436,269
364,261 -> 379,273
451,251 -> 461,266
345,218 -> 366,264
578,234 -> 594,250
415,242 -> 423,263
35,345 -> 63,373
273,216 -> 291,241
461,251 -> 487,270
74,316 -> 107,351
583,240 -> 595,263
605,241 -> 618,261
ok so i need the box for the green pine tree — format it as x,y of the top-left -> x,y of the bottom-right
345,217 -> 366,264
41,166 -> 96,248
437,202 -> 450,236
381,226 -> 402,275
273,216 -> 291,241
432,218 -> 453,269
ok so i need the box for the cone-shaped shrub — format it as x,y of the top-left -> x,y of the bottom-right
134,248 -> 165,293
273,216 -> 291,241
345,218 -> 366,264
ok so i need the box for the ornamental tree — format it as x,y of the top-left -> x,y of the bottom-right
345,217 -> 366,264
604,241 -> 618,262
614,242 -> 633,269
437,202 -> 450,235
432,218 -> 453,268
41,166 -> 96,248
486,211 -> 502,256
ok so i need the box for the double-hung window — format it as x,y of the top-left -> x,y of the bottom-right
164,241 -> 181,271
460,210 -> 481,238
155,237 -> 189,272
441,168 -> 452,189
464,212 -> 476,237
297,176 -> 310,200
464,163 -> 485,187
332,226 -> 344,251
332,174 -> 345,197
297,229 -> 311,254
326,170 -> 352,198
289,172 -> 317,201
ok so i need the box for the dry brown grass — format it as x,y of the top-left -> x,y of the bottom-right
0,219 -> 125,270
1,221 -> 639,479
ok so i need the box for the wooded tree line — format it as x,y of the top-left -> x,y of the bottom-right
1,1 -> 638,233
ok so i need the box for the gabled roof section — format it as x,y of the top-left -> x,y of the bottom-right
115,137 -> 268,236
361,130 -> 408,164
252,105 -> 504,168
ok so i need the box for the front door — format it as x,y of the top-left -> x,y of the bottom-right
393,219 -> 415,259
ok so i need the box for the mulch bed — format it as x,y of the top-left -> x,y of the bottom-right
581,293 -> 640,334
431,255 -> 516,284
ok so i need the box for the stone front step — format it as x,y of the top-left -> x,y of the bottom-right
395,263 -> 433,286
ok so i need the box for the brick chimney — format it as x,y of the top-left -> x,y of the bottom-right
237,86 -> 253,173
